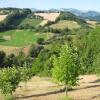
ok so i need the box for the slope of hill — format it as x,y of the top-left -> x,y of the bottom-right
49,12 -> 89,30
50,20 -> 80,29
18,18 -> 42,28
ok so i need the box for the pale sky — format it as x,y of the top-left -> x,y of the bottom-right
0,0 -> 100,11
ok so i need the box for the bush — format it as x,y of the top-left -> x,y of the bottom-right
37,38 -> 45,44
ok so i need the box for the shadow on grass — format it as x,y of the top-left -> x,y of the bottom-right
0,38 -> 7,42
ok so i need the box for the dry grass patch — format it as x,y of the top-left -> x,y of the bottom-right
39,20 -> 49,26
12,75 -> 100,100
2,35 -> 12,41
50,20 -> 80,29
0,45 -> 21,55
0,15 -> 7,22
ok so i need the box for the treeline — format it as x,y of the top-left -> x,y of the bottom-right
0,8 -> 32,31
0,8 -> 30,14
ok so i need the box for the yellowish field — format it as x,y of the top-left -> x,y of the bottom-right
50,20 -> 81,29
0,45 -> 21,55
86,20 -> 97,26
34,13 -> 60,21
39,20 -> 49,26
0,15 -> 7,22
86,20 -> 98,28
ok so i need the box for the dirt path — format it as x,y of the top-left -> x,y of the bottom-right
14,75 -> 100,100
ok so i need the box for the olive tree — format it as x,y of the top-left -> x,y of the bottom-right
52,44 -> 80,96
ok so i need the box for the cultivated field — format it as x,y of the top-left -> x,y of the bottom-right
12,75 -> 100,100
34,13 -> 60,21
0,15 -> 7,21
50,20 -> 81,29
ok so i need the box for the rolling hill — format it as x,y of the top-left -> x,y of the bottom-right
53,8 -> 100,21
49,12 -> 89,30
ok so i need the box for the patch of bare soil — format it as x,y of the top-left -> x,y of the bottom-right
13,75 -> 100,100
22,45 -> 31,56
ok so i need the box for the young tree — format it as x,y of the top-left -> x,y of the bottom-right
52,44 -> 80,96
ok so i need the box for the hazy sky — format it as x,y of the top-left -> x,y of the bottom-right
0,0 -> 100,11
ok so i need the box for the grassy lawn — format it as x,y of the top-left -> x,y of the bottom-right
0,29 -> 46,47
50,20 -> 80,29
19,18 -> 42,27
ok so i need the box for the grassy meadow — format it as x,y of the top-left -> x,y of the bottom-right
0,29 -> 46,46
19,18 -> 42,27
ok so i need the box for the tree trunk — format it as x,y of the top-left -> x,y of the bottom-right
65,85 -> 68,97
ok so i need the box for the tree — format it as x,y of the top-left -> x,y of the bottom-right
52,44 -> 80,96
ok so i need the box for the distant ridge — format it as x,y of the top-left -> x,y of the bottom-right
31,8 -> 100,21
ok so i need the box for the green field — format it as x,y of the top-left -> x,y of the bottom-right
0,30 -> 46,46
19,18 -> 42,27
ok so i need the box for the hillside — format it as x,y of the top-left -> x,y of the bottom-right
48,8 -> 100,21
50,20 -> 80,29
48,12 -> 89,30
0,8 -> 100,100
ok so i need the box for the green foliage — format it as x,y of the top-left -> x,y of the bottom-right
31,43 -> 62,76
78,27 -> 100,74
32,49 -> 52,76
37,38 -> 45,44
0,67 -> 21,94
0,66 -> 33,99
52,44 -> 80,86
